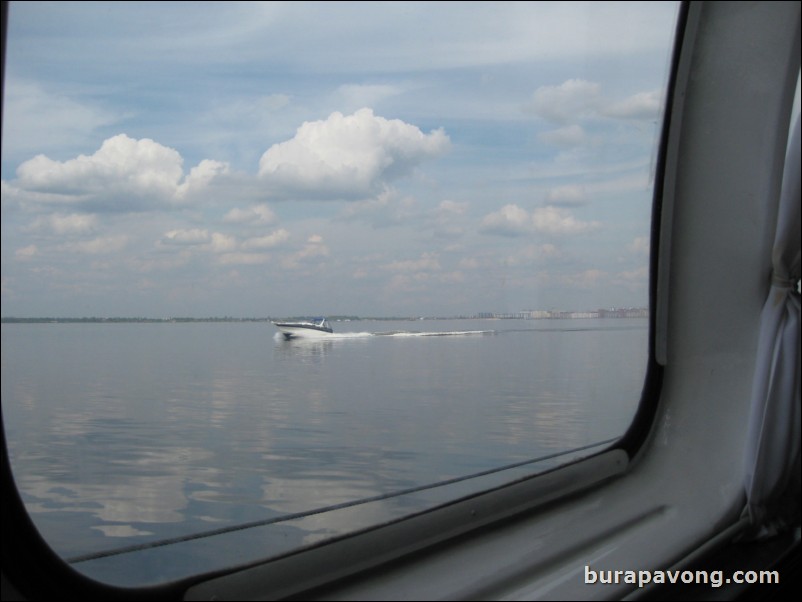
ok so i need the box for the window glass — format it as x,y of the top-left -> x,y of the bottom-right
1,1 -> 679,586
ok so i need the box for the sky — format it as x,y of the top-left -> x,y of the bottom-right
1,1 -> 680,318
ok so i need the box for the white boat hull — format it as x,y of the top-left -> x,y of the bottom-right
273,320 -> 334,340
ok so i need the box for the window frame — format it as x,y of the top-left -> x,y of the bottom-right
3,1 -> 800,599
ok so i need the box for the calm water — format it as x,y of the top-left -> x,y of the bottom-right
2,318 -> 647,585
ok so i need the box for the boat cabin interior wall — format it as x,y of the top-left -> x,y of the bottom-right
1,1 -> 800,600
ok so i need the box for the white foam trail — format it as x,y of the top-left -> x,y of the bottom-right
326,332 -> 374,339
378,330 -> 493,337
274,329 -> 494,342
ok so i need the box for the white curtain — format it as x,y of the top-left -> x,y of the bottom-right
742,106 -> 801,535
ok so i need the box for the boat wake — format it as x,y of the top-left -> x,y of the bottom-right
273,329 -> 493,342
374,330 -> 493,337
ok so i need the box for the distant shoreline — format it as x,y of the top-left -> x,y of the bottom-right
2,311 -> 648,324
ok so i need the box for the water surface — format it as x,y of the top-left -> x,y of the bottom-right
2,318 -> 647,585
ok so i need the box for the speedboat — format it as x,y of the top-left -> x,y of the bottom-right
272,317 -> 333,340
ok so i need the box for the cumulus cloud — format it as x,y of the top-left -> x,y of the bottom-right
16,134 -> 183,199
434,200 -> 468,217
602,90 -> 663,120
241,229 -> 290,249
159,225 -> 289,260
209,233 -> 237,253
161,229 -> 211,246
480,204 -> 531,236
61,235 -> 129,255
175,159 -> 231,200
223,204 -> 277,225
281,234 -> 330,269
480,204 -> 600,237
529,80 -> 664,125
296,234 -> 329,260
9,134 -> 230,211
338,189 -> 420,227
530,206 -> 600,235
529,79 -> 601,124
28,213 -> 99,236
258,108 -> 450,198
